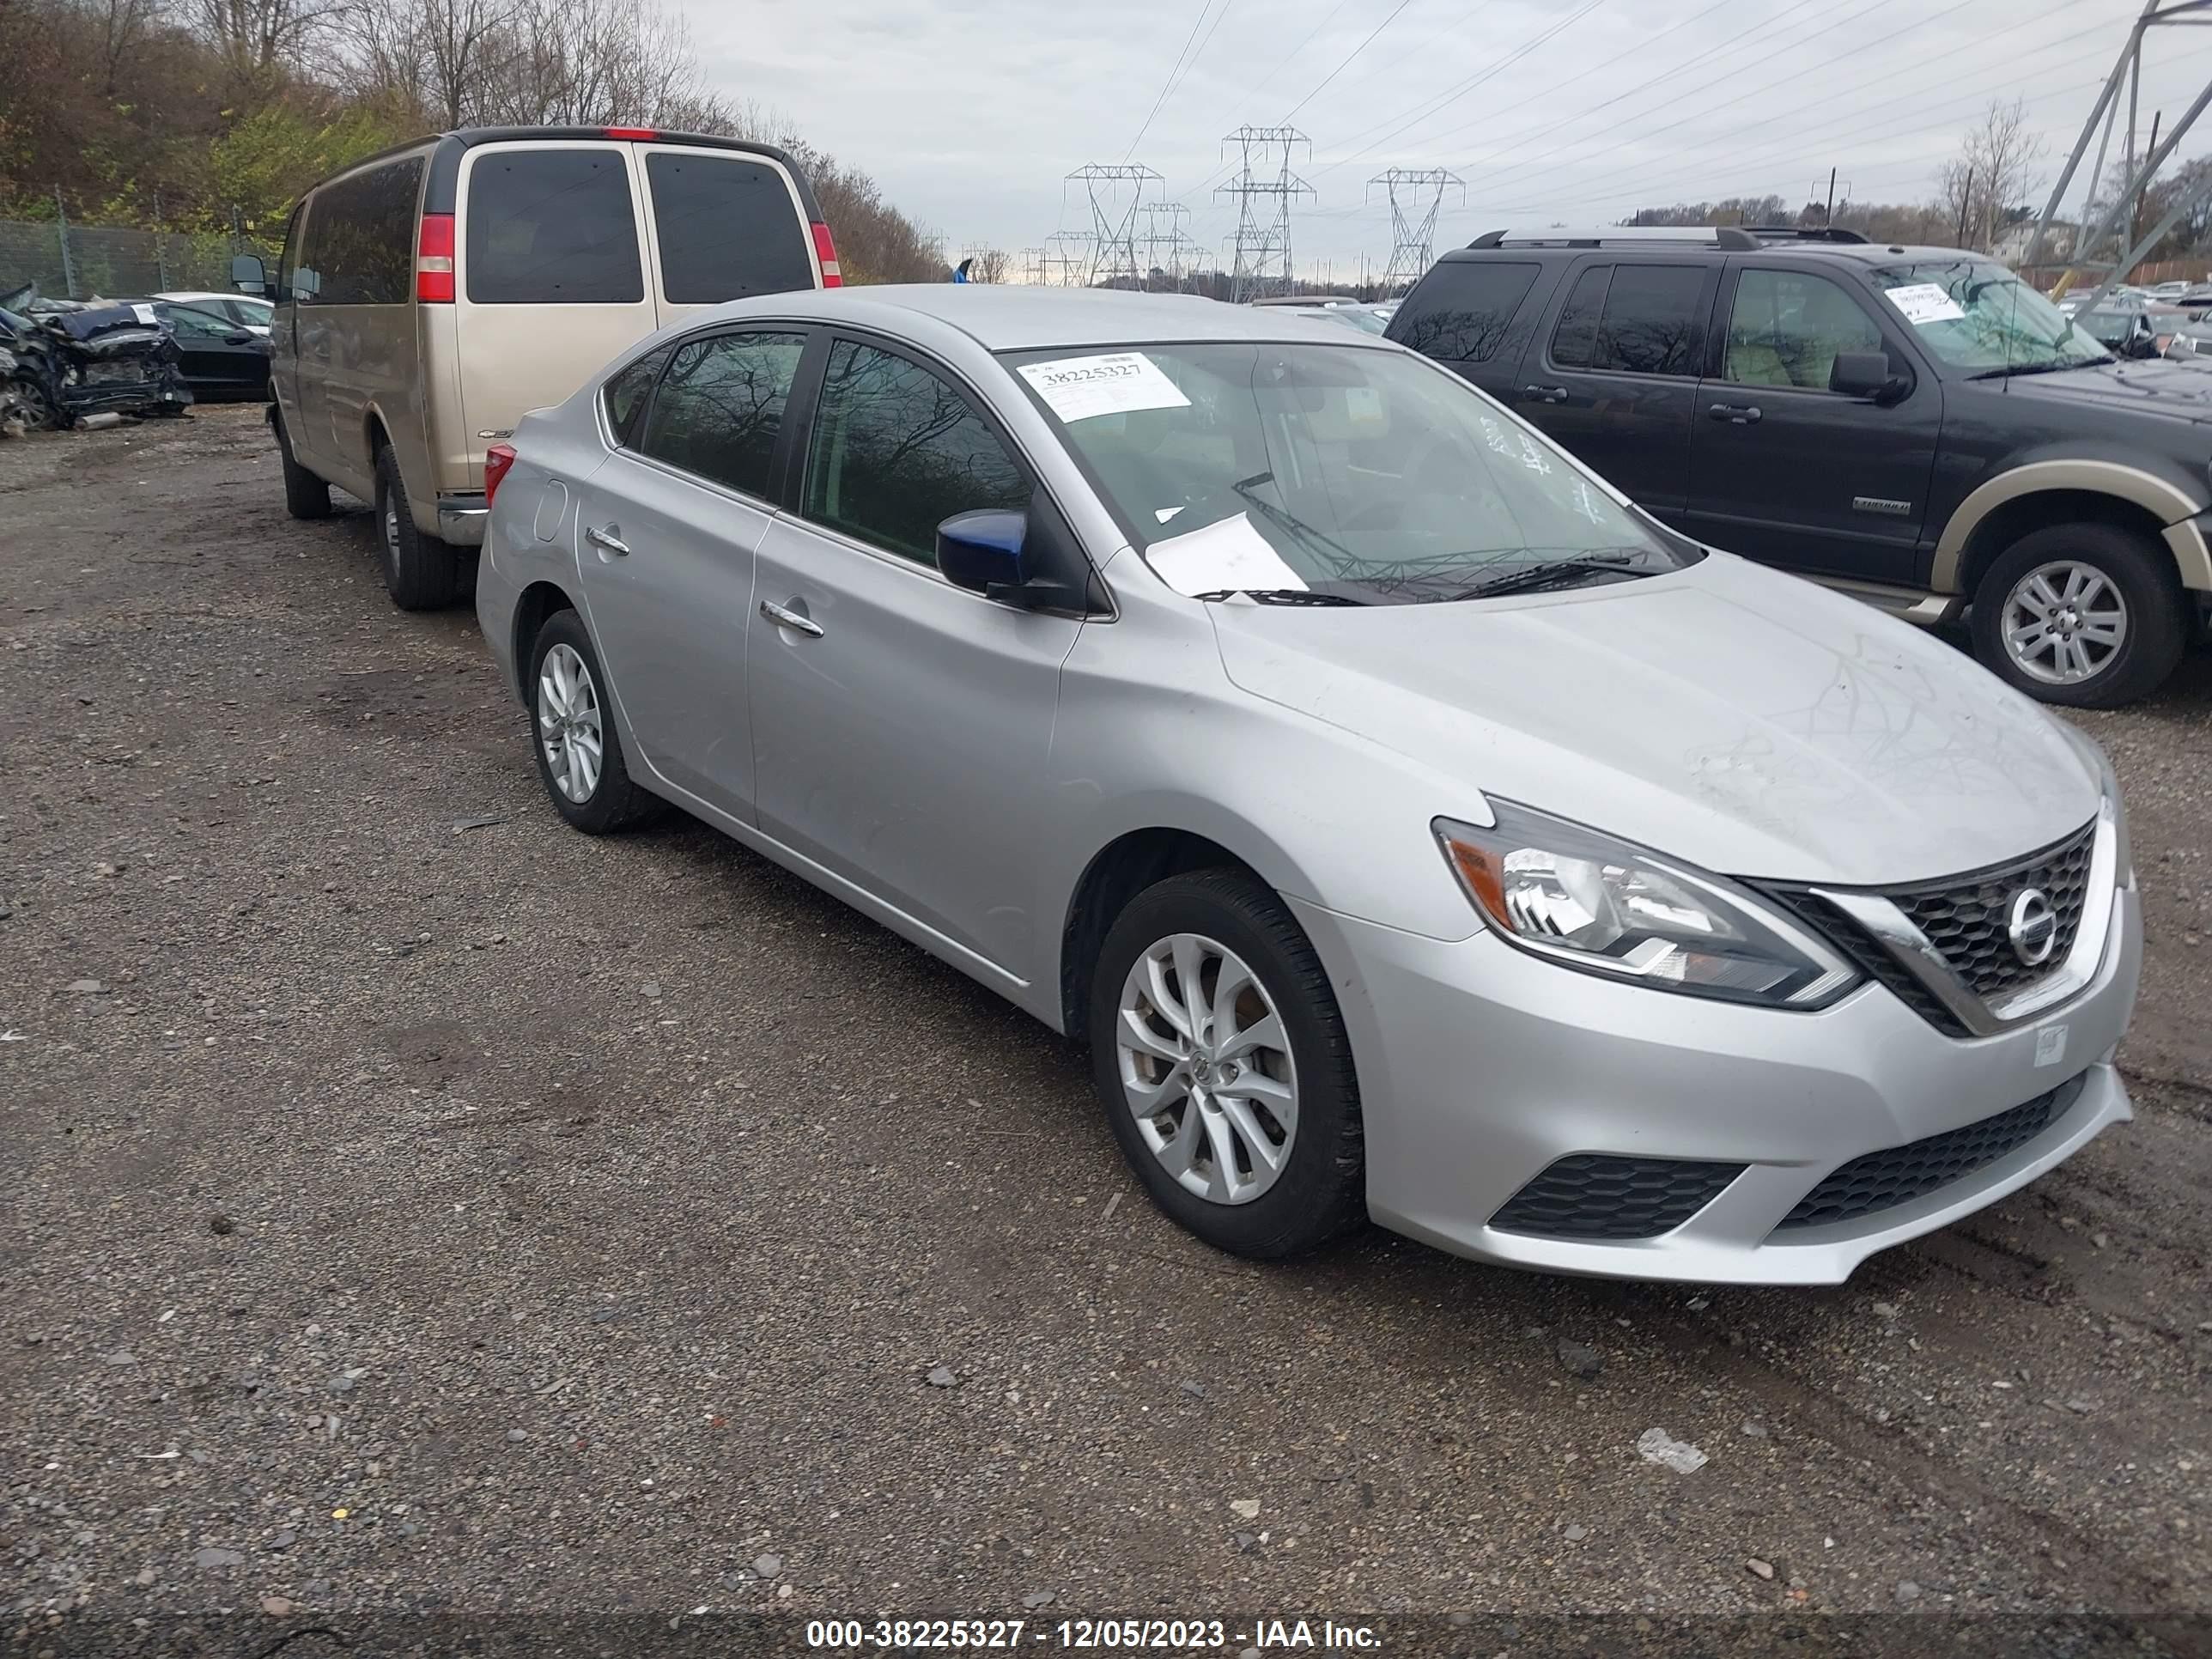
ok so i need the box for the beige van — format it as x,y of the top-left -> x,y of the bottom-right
238,126 -> 837,608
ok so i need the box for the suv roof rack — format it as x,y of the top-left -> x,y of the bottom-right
1741,224 -> 1870,244
1467,226 -> 1760,251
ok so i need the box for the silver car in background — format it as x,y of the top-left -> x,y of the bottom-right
475,287 -> 2140,1285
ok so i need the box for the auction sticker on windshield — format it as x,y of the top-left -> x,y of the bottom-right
1885,283 -> 1966,325
1018,352 -> 1193,422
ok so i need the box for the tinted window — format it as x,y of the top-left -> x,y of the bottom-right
276,204 -> 303,305
804,340 -> 1027,566
1595,264 -> 1705,375
312,159 -> 422,305
603,345 -> 673,447
1723,269 -> 1885,390
636,331 -> 806,496
465,149 -> 642,305
1551,266 -> 1609,368
1393,262 -> 1540,361
161,304 -> 235,341
645,153 -> 813,304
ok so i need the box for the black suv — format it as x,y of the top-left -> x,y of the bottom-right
1386,226 -> 2212,706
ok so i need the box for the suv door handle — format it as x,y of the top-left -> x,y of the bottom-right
585,524 -> 629,556
1708,402 -> 1763,425
760,599 -> 823,638
1522,384 -> 1569,404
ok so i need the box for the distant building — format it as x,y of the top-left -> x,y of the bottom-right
1994,219 -> 2075,264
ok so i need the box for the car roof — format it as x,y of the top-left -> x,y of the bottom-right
1436,237 -> 1990,268
692,285 -> 1401,352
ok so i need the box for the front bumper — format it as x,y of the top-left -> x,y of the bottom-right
1290,881 -> 2140,1285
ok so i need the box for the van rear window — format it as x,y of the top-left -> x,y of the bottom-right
465,149 -> 643,305
646,154 -> 814,303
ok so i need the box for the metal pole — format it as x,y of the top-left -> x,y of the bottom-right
54,185 -> 76,297
154,191 -> 170,290
1825,167 -> 1837,224
2138,110 -> 2163,246
2022,7 -> 2148,269
2062,73 -> 2212,304
1955,167 -> 1974,246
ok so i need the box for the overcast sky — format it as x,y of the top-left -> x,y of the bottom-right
682,0 -> 2211,280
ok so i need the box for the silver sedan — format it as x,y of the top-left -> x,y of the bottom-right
475,286 -> 2139,1285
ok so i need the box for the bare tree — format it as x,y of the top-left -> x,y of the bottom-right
189,0 -> 339,88
1939,97 -> 2046,252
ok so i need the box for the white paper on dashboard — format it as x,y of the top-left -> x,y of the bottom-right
1885,283 -> 1966,325
1146,512 -> 1309,596
131,303 -> 158,325
1016,352 -> 1193,422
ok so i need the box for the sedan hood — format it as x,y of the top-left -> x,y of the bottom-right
1209,553 -> 2099,886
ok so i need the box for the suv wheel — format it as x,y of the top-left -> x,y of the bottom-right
1969,521 -> 2187,708
1087,869 -> 1365,1260
373,444 -> 465,611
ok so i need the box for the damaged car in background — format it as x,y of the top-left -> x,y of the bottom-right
0,283 -> 191,430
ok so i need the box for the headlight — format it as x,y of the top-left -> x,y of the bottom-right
1433,802 -> 1861,1008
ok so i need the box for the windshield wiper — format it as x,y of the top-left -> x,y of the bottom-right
1231,471 -> 1362,570
1968,356 -> 2113,380
1452,552 -> 1650,600
1193,587 -> 1366,606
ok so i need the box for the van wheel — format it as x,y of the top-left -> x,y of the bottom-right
527,610 -> 655,834
1969,521 -> 2186,708
273,410 -> 331,520
374,444 -> 463,611
1087,869 -> 1365,1260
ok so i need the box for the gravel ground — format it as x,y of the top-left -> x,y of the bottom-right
3,407 -> 2209,1644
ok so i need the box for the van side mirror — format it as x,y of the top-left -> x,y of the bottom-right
230,254 -> 268,297
938,509 -> 1030,596
1831,350 -> 1908,404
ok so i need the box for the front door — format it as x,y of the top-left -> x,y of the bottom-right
1686,262 -> 1942,583
570,327 -> 811,815
747,335 -> 1083,982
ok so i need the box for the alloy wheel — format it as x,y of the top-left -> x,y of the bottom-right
536,643 -> 604,803
1115,932 -> 1299,1206
2001,559 -> 2128,686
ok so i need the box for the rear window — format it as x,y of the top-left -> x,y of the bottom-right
465,149 -> 643,305
1391,262 -> 1540,362
645,153 -> 813,303
303,158 -> 422,305
603,345 -> 672,447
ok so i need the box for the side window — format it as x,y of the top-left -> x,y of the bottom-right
1392,261 -> 1541,362
313,159 -> 422,305
1723,269 -> 1887,392
635,331 -> 806,497
1594,264 -> 1705,376
1550,266 -> 1609,368
465,149 -> 642,305
165,306 -> 233,341
290,202 -> 324,305
645,153 -> 814,303
275,204 -> 304,305
602,345 -> 673,448
803,339 -> 1028,567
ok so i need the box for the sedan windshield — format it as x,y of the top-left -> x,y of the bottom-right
1000,342 -> 1694,605
1870,260 -> 2110,374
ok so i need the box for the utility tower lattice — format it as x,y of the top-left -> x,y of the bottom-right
1019,246 -> 1047,285
1140,202 -> 1199,290
1042,230 -> 1095,288
1369,167 -> 1464,292
1218,126 -> 1314,301
1067,164 -> 1163,288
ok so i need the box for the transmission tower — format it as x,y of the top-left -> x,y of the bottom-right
1042,230 -> 1096,288
1140,202 -> 1199,290
1067,164 -> 1163,288
2026,0 -> 2212,307
1217,126 -> 1314,301
1369,167 -> 1464,293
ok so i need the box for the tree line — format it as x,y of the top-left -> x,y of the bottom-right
0,0 -> 948,283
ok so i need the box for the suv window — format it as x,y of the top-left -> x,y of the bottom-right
311,158 -> 422,305
645,153 -> 813,304
465,149 -> 643,305
1393,262 -> 1540,361
1723,269 -> 1884,390
635,331 -> 807,497
804,340 -> 1028,566
1551,264 -> 1705,375
602,345 -> 673,447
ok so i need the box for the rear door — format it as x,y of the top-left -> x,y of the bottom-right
160,304 -> 258,392
453,140 -> 656,489
1516,257 -> 1717,523
1685,260 -> 1941,582
637,145 -> 822,324
1384,257 -> 1555,401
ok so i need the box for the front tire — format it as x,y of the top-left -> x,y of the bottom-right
1969,522 -> 2186,708
374,444 -> 464,611
526,610 -> 655,835
1087,869 -> 1364,1259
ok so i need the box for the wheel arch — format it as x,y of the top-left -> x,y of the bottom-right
1932,462 -> 2212,597
509,580 -> 580,704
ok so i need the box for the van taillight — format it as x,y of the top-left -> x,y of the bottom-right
416,214 -> 455,303
483,442 -> 518,507
811,222 -> 842,287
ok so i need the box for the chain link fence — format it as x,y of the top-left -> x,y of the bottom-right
1,218 -> 279,301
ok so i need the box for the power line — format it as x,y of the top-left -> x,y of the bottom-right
1125,0 -> 1223,161
1281,0 -> 1417,121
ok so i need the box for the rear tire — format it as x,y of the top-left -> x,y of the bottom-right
374,443 -> 463,611
1969,521 -> 2186,708
273,410 -> 331,520
1087,869 -> 1365,1260
526,610 -> 656,835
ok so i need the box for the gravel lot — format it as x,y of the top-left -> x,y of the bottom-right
4,407 -> 2210,1643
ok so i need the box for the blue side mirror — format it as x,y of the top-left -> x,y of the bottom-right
937,508 -> 1028,595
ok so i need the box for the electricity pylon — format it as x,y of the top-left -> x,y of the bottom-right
1067,164 -> 1163,288
1218,126 -> 1313,301
1370,167 -> 1464,292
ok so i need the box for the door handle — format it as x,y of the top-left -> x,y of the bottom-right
1522,384 -> 1569,404
760,599 -> 823,638
585,524 -> 630,556
1708,402 -> 1763,425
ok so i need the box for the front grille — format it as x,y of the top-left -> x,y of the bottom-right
1777,890 -> 1971,1037
1490,1154 -> 1744,1241
1773,1073 -> 2085,1231
1888,822 -> 2094,1000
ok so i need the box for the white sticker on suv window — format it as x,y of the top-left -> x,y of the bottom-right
1017,352 -> 1193,422
1146,512 -> 1308,597
1886,282 -> 1966,325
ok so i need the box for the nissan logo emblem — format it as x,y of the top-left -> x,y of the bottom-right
2007,887 -> 2059,967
